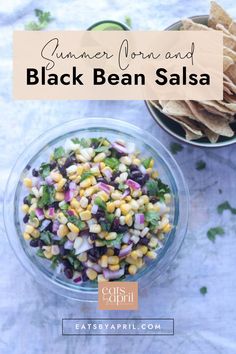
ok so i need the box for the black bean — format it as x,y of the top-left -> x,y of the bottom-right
130,170 -> 142,179
111,171 -> 120,181
88,254 -> 97,262
23,214 -> 29,224
32,168 -> 39,177
64,156 -> 77,168
111,217 -> 120,232
63,181 -> 70,191
48,201 -> 59,209
98,246 -> 107,256
62,259 -> 71,268
30,239 -> 39,247
60,246 -> 68,257
124,264 -> 129,274
97,177 -> 107,184
50,161 -> 57,169
58,165 -> 67,177
150,197 -> 158,203
109,181 -> 119,189
38,240 -> 45,248
114,248 -> 120,256
82,270 -> 89,282
139,237 -> 149,245
117,225 -> 128,233
89,233 -> 97,241
23,196 -> 30,205
129,164 -> 139,171
64,268 -> 73,279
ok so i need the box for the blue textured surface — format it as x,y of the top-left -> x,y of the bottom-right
0,1 -> 236,353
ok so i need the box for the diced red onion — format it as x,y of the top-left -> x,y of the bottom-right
52,220 -> 60,232
49,207 -> 55,217
139,165 -> 146,174
64,240 -> 74,250
97,182 -> 111,194
112,142 -> 128,154
65,190 -> 73,202
119,243 -> 133,258
103,169 -> 112,180
91,204 -> 98,214
103,268 -> 125,280
69,181 -> 77,190
135,213 -> 145,224
45,176 -> 53,185
39,219 -> 51,231
126,179 -> 141,190
35,208 -> 44,221
73,275 -> 83,284
122,233 -> 130,243
121,189 -> 130,199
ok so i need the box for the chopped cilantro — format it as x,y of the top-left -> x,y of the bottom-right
104,233 -> 123,247
146,179 -> 170,201
53,146 -> 65,160
142,157 -> 152,169
50,256 -> 59,270
207,227 -> 225,242
200,286 -> 207,295
67,215 -> 86,230
217,201 -> 236,215
94,197 -> 107,210
118,183 -> 126,192
37,185 -> 55,208
124,16 -> 132,28
94,146 -> 109,153
25,9 -> 53,31
196,160 -> 206,170
104,157 -> 119,170
59,203 -> 69,211
170,142 -> 183,154
40,231 -> 53,245
29,211 -> 36,222
144,210 -> 160,230
39,162 -> 51,178
36,249 -> 45,258
80,171 -> 94,182
71,138 -> 89,148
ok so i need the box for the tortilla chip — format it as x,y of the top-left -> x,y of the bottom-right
223,35 -> 236,51
161,100 -> 193,117
224,56 -> 234,71
201,126 -> 219,143
165,114 -> 203,136
149,100 -> 162,110
224,92 -> 236,103
199,100 -> 236,114
223,47 -> 236,62
209,1 -> 232,29
225,64 -> 236,83
181,18 -> 210,31
224,81 -> 236,94
181,125 -> 203,140
186,101 -> 234,137
216,23 -> 231,34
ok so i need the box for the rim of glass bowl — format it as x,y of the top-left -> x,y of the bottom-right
4,118 -> 189,302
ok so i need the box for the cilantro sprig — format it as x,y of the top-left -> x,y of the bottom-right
25,9 -> 53,31
207,227 -> 225,242
217,201 -> 236,215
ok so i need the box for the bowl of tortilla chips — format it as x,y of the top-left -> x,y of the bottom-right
147,1 -> 236,147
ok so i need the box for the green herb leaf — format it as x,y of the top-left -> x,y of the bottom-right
39,162 -> 51,178
200,286 -> 207,295
217,201 -> 236,215
142,157 -> 152,169
53,146 -> 65,160
50,256 -> 59,270
94,197 -> 107,210
144,210 -> 160,230
29,211 -> 36,222
25,9 -> 53,31
60,203 -> 69,211
80,171 -> 94,182
40,231 -> 53,245
104,233 -> 123,247
124,16 -> 132,28
146,179 -> 170,200
94,146 -> 109,153
67,215 -> 86,230
37,185 -> 55,208
36,249 -> 45,258
196,160 -> 206,171
170,142 -> 183,155
118,183 -> 126,192
71,138 -> 89,148
207,227 -> 225,242
104,157 -> 119,170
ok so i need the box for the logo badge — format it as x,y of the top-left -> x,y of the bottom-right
98,282 -> 138,310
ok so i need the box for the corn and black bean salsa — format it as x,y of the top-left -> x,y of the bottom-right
21,137 -> 172,283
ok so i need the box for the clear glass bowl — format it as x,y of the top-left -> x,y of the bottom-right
4,118 -> 189,302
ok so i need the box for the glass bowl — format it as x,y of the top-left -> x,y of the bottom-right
4,118 -> 189,302
146,15 -> 236,148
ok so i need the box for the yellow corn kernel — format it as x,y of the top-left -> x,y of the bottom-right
58,224 -> 69,237
151,171 -> 158,179
57,212 -> 68,224
129,199 -> 139,211
164,193 -> 171,204
25,224 -> 34,234
111,191 -> 122,200
23,178 -> 32,188
101,166 -> 112,177
146,251 -> 157,260
133,158 -> 141,166
140,195 -> 149,204
99,162 -> 105,169
148,237 -> 158,248
90,176 -> 97,185
78,252 -> 87,262
147,203 -> 154,210
79,210 -> 91,221
106,248 -> 114,256
31,229 -> 40,238
128,265 -> 137,275
80,178 -> 92,189
139,245 -> 148,255
125,214 -> 133,227
130,250 -> 139,260
30,218 -> 40,228
89,224 -> 101,233
146,168 -> 153,174
108,256 -> 119,265
120,203 -> 131,216
125,196 -> 132,202
23,232 -> 31,240
162,223 -> 172,233
21,204 -> 29,213
51,172 -> 62,182
67,222 -> 80,233
97,191 -> 109,202
114,200 -> 122,207
79,189 -> 85,197
44,250 -> 53,259
105,232 -> 117,241
100,255 -> 108,268
109,264 -> 120,271
149,159 -> 155,168
94,152 -> 106,163
77,165 -> 84,176
86,268 -> 97,281
106,202 -> 115,213
55,192 -> 65,201
97,274 -> 108,282
84,186 -> 96,197
70,198 -> 80,209
56,178 -> 67,191
98,231 -> 106,239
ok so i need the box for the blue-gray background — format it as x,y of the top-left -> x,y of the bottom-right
0,1 -> 236,353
